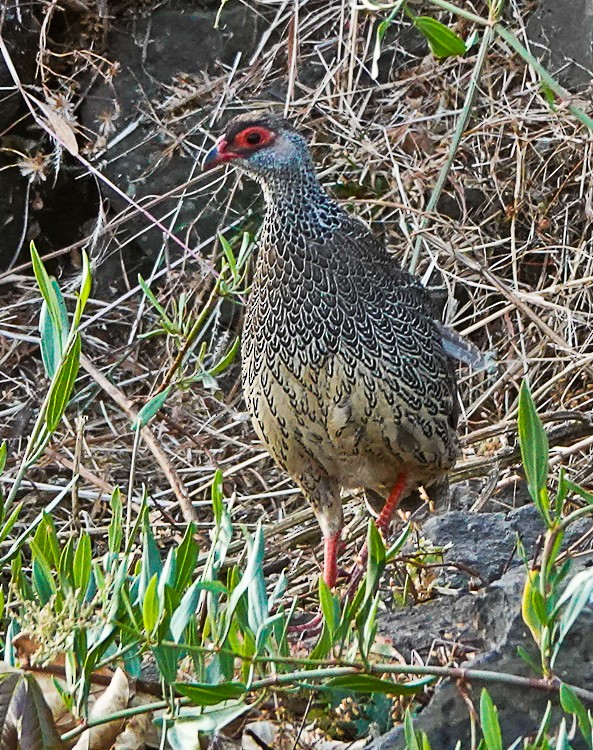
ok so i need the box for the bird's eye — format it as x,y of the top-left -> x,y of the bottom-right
246,131 -> 262,145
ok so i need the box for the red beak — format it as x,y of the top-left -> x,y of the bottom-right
202,138 -> 238,170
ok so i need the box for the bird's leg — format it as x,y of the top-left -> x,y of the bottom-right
323,529 -> 341,589
288,528 -> 341,636
346,472 -> 409,601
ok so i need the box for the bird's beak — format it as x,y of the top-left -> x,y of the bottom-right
202,138 -> 237,171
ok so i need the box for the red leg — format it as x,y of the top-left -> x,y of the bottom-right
346,472 -> 408,600
323,530 -> 341,588
375,472 -> 408,536
288,529 -> 342,636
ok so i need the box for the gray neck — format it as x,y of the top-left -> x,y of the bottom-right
258,165 -> 345,241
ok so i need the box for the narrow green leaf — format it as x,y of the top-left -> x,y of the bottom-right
157,548 -> 177,605
560,684 -> 591,746
0,441 -> 7,473
413,16 -> 467,58
174,681 -> 246,707
73,250 -> 92,328
246,524 -> 268,636
152,643 -> 179,685
32,556 -> 57,605
73,533 -> 91,599
219,234 -> 238,283
46,335 -> 81,432
554,567 -> 593,656
39,280 -> 69,379
404,710 -> 421,750
222,524 -> 266,644
211,469 -> 224,527
480,690 -> 503,750
325,674 -> 433,695
139,516 -> 163,602
562,478 -> 593,506
174,523 -> 198,594
0,504 -> 23,544
170,579 -> 227,643
30,242 -> 66,364
161,702 -> 250,745
556,719 -> 570,750
108,487 -> 123,553
142,573 -> 160,635
133,387 -> 171,430
58,538 -> 75,589
138,275 -> 173,324
318,578 -> 337,635
518,381 -> 550,523
208,337 -> 240,377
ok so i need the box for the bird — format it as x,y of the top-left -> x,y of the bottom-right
203,111 -> 474,606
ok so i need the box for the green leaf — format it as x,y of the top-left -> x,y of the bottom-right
31,556 -> 57,605
73,250 -> 92,328
133,387 -> 171,430
161,702 -> 251,748
152,643 -> 178,685
45,335 -> 81,432
556,719 -> 570,750
413,16 -> 467,58
174,681 -> 246,707
73,533 -> 91,599
318,578 -> 337,636
518,381 -> 550,524
209,337 -> 240,377
138,275 -> 173,324
246,524 -> 268,636
33,514 -> 60,568
554,567 -> 593,658
108,487 -> 123,553
386,522 -> 412,561
324,674 -> 433,695
222,524 -> 266,644
562,478 -> 593,506
170,579 -> 227,643
211,469 -> 224,527
0,441 -> 7,473
404,710 -> 421,750
0,504 -> 23,544
142,574 -> 160,635
219,234 -> 238,283
139,517 -> 163,602
31,241 -> 69,380
480,690 -> 503,750
559,684 -> 591,747
174,523 -> 198,593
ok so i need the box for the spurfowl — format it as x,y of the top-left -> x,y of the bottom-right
204,112 -> 468,598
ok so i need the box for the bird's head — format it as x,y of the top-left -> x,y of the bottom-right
202,112 -> 312,181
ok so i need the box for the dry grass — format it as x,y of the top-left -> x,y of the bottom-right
1,0 -> 593,612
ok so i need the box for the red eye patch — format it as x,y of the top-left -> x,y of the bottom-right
232,126 -> 274,150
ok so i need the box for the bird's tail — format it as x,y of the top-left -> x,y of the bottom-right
435,321 -> 496,372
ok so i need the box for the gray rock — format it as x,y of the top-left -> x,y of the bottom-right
373,549 -> 593,749
79,4 -> 270,293
527,0 -> 593,90
419,504 -> 544,590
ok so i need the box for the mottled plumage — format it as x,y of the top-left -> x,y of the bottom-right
204,112 -> 461,589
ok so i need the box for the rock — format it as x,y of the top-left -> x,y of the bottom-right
373,540 -> 593,749
419,504 -> 544,590
526,0 -> 593,91
0,4 -> 38,132
79,4 -> 270,292
0,4 -> 39,269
